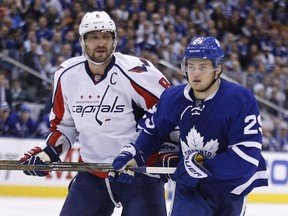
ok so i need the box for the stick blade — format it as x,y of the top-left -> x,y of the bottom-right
133,167 -> 176,174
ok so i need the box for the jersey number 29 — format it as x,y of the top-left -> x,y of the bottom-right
244,114 -> 262,135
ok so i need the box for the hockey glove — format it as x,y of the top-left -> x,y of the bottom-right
109,143 -> 145,184
158,142 -> 180,182
171,152 -> 211,187
19,145 -> 61,176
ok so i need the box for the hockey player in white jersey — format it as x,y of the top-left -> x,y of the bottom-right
19,11 -> 170,216
112,36 -> 269,216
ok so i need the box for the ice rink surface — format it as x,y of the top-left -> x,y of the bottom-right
0,196 -> 287,216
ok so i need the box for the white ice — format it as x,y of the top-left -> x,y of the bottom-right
0,196 -> 287,216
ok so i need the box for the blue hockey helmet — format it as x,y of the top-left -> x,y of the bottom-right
181,36 -> 224,72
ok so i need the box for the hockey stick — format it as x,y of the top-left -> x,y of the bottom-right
0,160 -> 176,174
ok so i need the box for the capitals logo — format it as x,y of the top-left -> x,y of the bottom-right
128,58 -> 149,73
72,85 -> 125,126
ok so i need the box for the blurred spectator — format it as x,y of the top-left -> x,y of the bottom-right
58,42 -> 72,60
279,124 -> 288,152
116,26 -> 128,52
258,47 -> 276,73
267,87 -> 285,116
50,31 -> 62,57
127,0 -> 144,14
113,3 -> 129,22
165,3 -> 177,25
8,4 -> 25,30
241,15 -> 255,38
190,0 -> 208,29
224,51 -> 241,73
0,70 -> 12,108
34,111 -> 50,138
23,29 -> 37,52
63,29 -> 81,57
237,35 -> 250,70
70,1 -> 85,22
10,78 -> 32,108
283,85 -> 288,110
44,4 -> 61,28
5,103 -> 38,138
244,64 -> 262,91
171,71 -> 187,86
121,37 -> 136,55
17,0 -> 46,21
174,14 -> 187,38
144,1 -> 157,20
226,10 -> 244,35
36,39 -> 53,64
262,126 -> 279,151
22,41 -> 39,71
0,101 -> 11,136
35,16 -> 53,43
51,55 -> 65,72
38,55 -> 54,82
0,22 -> 14,51
6,41 -> 25,79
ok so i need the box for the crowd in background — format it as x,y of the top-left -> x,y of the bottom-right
0,0 -> 287,152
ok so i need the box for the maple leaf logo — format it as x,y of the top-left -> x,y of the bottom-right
181,126 -> 219,159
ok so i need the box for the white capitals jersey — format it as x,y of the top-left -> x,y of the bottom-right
47,53 -> 170,164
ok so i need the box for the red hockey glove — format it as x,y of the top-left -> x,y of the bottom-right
19,145 -> 61,177
158,142 -> 180,182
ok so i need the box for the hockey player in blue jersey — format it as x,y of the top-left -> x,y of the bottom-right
112,36 -> 269,216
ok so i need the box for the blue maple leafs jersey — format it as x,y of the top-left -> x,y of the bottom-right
136,78 -> 268,196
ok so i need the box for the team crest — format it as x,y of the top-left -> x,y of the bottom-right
192,37 -> 204,45
128,65 -> 148,73
128,59 -> 149,73
181,126 -> 219,159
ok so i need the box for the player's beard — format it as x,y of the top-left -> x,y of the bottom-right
86,45 -> 113,64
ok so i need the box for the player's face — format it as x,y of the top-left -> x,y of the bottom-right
186,58 -> 220,94
83,31 -> 115,64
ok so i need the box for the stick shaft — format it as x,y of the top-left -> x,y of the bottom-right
0,160 -> 176,174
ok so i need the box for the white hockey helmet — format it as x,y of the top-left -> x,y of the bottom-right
79,11 -> 117,65
79,11 -> 116,38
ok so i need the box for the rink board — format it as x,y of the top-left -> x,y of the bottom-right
0,138 -> 287,203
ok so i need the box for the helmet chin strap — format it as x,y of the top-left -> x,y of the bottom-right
197,70 -> 219,92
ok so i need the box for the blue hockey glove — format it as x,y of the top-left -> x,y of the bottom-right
109,143 -> 145,184
158,142 -> 180,182
19,145 -> 61,176
171,152 -> 211,187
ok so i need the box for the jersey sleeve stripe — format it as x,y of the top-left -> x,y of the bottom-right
231,170 -> 269,195
230,141 -> 262,149
50,79 -> 65,130
231,145 -> 259,166
130,81 -> 158,109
